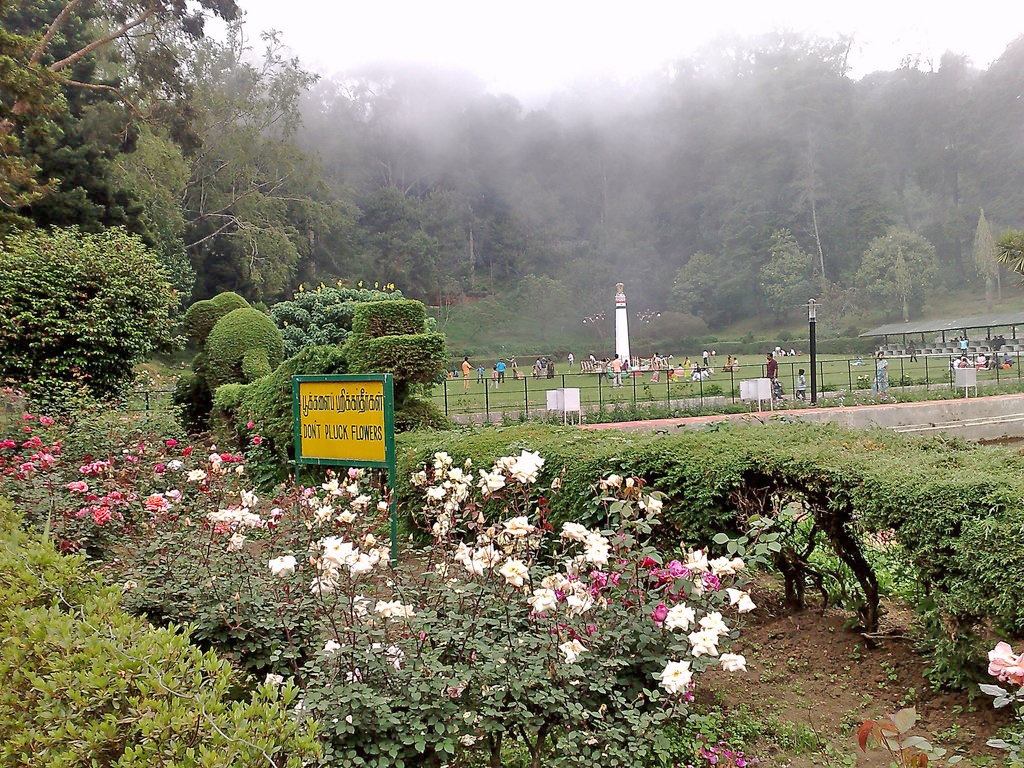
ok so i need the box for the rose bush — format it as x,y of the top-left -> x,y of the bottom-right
1,403 -> 758,767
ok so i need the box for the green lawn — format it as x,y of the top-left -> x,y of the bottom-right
431,352 -> 1024,416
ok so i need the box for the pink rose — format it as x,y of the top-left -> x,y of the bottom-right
251,436 -> 263,445
92,507 -> 112,525
154,463 -> 166,473
348,467 -> 360,479
651,603 -> 668,624
165,439 -> 178,447
666,559 -> 687,579
67,481 -> 89,494
246,421 -> 255,429
144,494 -> 170,513
988,642 -> 1022,683
38,416 -> 54,426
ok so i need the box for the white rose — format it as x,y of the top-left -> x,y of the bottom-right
583,533 -> 610,565
499,558 -> 530,587
227,532 -> 246,551
559,639 -> 587,664
603,474 -> 623,489
527,588 -> 558,615
321,537 -> 358,568
685,548 -> 709,573
426,486 -> 446,501
349,553 -> 375,576
187,469 -> 207,483
709,556 -> 738,576
656,660 -> 693,694
665,604 -> 696,631
560,522 -> 589,542
268,555 -> 297,577
321,478 -> 341,495
264,673 -> 284,686
727,587 -> 756,613
323,639 -> 342,653
502,516 -> 536,537
166,460 -> 183,471
375,600 -> 415,619
687,628 -> 720,657
337,510 -> 357,524
478,470 -> 506,496
509,450 -> 544,484
640,495 -> 663,513
240,489 -> 259,508
720,653 -> 747,672
698,611 -> 729,636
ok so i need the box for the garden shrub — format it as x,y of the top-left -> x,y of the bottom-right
0,227 -> 177,401
270,285 -> 405,357
0,499 -> 320,767
345,332 -> 447,386
182,291 -> 250,346
393,396 -> 451,432
211,383 -> 247,443
205,308 -> 285,388
350,298 -> 425,338
395,422 -> 1024,686
233,345 -> 350,464
241,347 -> 272,381
172,367 -> 213,434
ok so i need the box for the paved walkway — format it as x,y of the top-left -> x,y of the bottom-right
581,392 -> 1024,435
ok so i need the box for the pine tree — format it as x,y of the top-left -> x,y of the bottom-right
973,209 -> 1000,305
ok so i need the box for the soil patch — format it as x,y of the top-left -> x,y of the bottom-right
702,582 -> 1010,766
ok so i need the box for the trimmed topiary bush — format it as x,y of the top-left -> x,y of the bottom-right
183,291 -> 251,345
345,332 -> 447,386
0,227 -> 177,400
241,348 -> 272,382
0,499 -> 321,766
205,308 -> 285,388
351,299 -> 425,338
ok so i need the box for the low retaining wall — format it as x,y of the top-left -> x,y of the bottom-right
581,393 -> 1024,440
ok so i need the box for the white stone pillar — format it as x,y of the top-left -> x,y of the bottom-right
614,282 -> 631,365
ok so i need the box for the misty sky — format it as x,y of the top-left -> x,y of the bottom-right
231,0 -> 1019,101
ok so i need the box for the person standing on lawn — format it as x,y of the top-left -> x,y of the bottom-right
766,352 -> 778,382
461,356 -> 473,390
610,354 -> 623,388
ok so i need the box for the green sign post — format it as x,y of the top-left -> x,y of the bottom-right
291,373 -> 398,563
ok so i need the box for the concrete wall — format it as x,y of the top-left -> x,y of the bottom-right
581,393 -> 1024,441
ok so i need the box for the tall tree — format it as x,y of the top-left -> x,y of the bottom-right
760,229 -> 816,319
972,208 -> 1000,304
855,229 -> 937,322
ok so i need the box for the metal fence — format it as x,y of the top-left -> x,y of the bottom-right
432,353 -> 1024,421
124,389 -> 175,412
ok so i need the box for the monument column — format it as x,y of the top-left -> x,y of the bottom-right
614,282 -> 631,365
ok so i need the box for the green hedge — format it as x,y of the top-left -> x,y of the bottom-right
0,499 -> 320,766
395,422 -> 1024,678
351,299 -> 426,338
183,291 -> 250,345
205,308 -> 285,388
241,347 -> 272,381
346,332 -> 447,386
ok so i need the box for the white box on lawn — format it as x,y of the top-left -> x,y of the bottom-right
954,367 -> 977,388
562,388 -> 581,412
740,378 -> 773,401
546,389 -> 564,411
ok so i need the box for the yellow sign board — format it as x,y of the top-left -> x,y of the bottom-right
293,377 -> 392,464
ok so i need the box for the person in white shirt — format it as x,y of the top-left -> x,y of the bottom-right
567,352 -> 575,369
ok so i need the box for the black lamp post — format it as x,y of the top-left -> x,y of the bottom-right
808,298 -> 818,404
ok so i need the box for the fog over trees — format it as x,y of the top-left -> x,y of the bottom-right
5,2 -> 1024,329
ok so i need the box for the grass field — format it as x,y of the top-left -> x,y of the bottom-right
430,352 -> 1024,417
